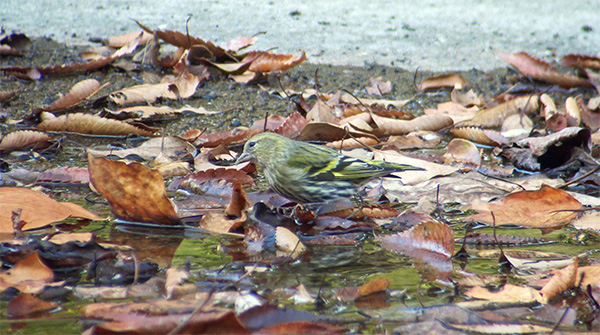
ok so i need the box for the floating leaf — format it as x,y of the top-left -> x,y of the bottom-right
0,187 -> 101,233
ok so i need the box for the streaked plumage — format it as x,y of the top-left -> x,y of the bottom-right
236,132 -> 423,204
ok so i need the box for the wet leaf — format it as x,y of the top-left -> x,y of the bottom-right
468,184 -> 582,230
464,283 -> 542,304
0,187 -> 101,232
87,154 -> 180,225
275,227 -> 306,258
539,258 -> 578,303
366,76 -> 392,96
0,252 -> 54,293
7,293 -> 58,318
225,183 -> 250,217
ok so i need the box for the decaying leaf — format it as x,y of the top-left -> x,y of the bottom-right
0,252 -> 56,294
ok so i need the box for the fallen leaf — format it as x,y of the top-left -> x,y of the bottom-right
0,252 -> 54,293
275,227 -> 306,258
0,187 -> 101,232
443,138 -> 481,165
7,293 -> 58,318
37,112 -> 158,137
539,258 -> 578,303
419,73 -> 467,90
366,76 -> 392,96
468,184 -> 582,230
465,283 -> 543,304
0,130 -> 53,151
87,154 -> 180,225
42,79 -> 103,112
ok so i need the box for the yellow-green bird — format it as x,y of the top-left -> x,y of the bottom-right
236,132 -> 423,204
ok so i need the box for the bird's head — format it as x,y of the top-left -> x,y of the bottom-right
235,132 -> 284,165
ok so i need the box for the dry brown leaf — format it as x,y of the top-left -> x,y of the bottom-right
577,264 -> 600,288
42,79 -> 102,112
296,122 -> 377,142
371,113 -> 454,136
366,77 -> 392,96
326,137 -> 379,149
109,82 -> 178,105
0,89 -> 20,103
564,96 -> 581,127
306,99 -> 335,123
0,187 -> 101,233
540,93 -> 566,131
87,154 -> 180,225
0,130 -> 53,151
450,127 -> 509,146
460,95 -> 540,127
580,97 -> 600,130
198,212 -> 245,234
539,258 -> 578,303
562,54 -> 600,70
497,51 -> 594,88
88,136 -> 195,160
443,138 -> 481,165
500,114 -> 534,138
108,30 -> 153,48
418,73 -> 467,91
37,112 -> 158,137
468,184 -> 582,231
243,50 -> 307,72
357,277 -> 390,297
451,88 -> 484,107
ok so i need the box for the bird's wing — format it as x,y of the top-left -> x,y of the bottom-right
286,144 -> 384,181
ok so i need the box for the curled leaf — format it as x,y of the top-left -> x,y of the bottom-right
42,79 -> 102,112
0,130 -> 53,151
37,113 -> 158,137
450,127 -> 509,146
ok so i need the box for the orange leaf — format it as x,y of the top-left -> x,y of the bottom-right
539,258 -> 578,303
0,187 -> 101,233
468,184 -> 582,230
87,154 -> 180,225
243,50 -> 307,72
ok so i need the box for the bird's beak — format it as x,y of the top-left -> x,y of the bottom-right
235,152 -> 251,164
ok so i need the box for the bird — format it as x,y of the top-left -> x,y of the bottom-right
235,132 -> 423,205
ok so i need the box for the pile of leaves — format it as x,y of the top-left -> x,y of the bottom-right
1,24 -> 600,334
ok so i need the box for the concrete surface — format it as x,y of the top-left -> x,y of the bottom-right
1,0 -> 599,71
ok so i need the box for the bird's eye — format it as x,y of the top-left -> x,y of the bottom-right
248,141 -> 256,148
